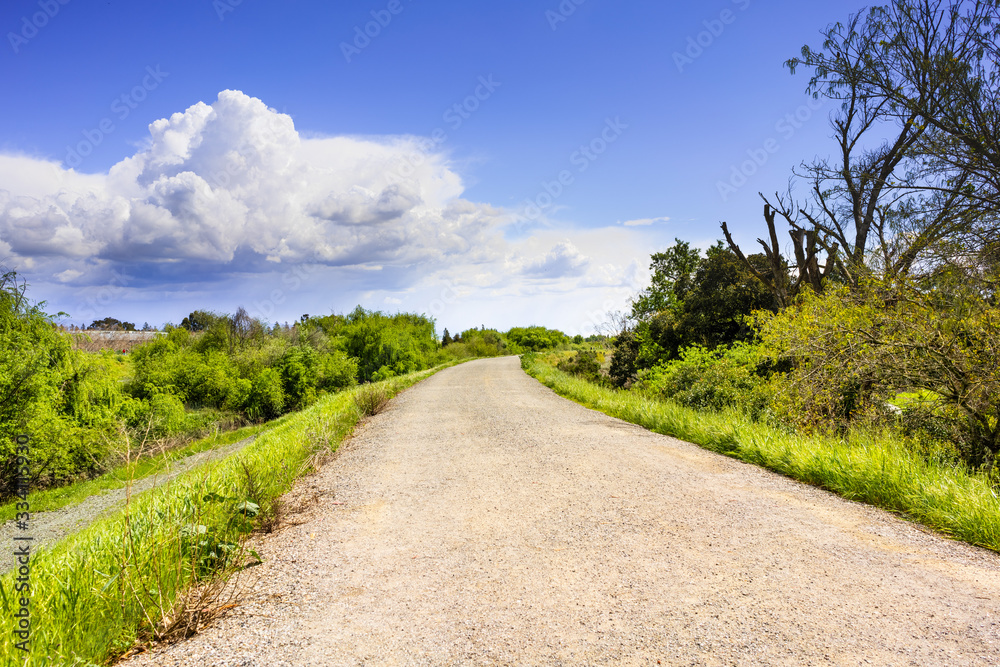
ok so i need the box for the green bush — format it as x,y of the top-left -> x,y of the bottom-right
148,393 -> 189,436
279,346 -> 319,409
185,351 -> 243,409
246,368 -> 286,421
506,326 -> 568,352
318,350 -> 358,391
557,350 -> 604,384
637,343 -> 770,417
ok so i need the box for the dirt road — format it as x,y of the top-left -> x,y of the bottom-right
130,357 -> 1000,666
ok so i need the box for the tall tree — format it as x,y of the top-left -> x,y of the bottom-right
629,239 -> 701,321
87,317 -> 135,331
726,0 -> 1000,297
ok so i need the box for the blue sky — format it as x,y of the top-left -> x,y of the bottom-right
0,0 -> 872,334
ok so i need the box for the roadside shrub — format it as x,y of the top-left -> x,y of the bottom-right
318,351 -> 358,391
520,352 -> 537,370
609,329 -> 641,388
557,350 -> 605,384
246,368 -> 286,421
354,384 -> 390,417
148,393 -> 189,436
279,346 -> 319,409
754,281 -> 1000,465
637,343 -> 770,417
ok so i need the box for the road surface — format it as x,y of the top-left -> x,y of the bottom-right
128,357 -> 1000,666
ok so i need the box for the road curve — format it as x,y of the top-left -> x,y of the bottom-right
129,357 -> 1000,666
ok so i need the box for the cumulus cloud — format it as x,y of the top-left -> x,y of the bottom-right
519,240 -> 590,278
0,90 -> 504,285
618,216 -> 670,227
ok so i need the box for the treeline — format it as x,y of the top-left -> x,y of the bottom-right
575,1 -> 1000,470
0,277 -> 571,499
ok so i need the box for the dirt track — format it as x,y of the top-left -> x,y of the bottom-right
129,357 -> 1000,666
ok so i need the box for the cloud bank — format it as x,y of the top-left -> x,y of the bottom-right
0,90 -> 506,285
0,90 -> 661,332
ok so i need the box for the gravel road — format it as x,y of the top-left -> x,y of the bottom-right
126,357 -> 1000,666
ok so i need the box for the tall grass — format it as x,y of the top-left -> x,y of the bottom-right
524,357 -> 1000,553
0,419 -> 291,525
0,367 -> 446,666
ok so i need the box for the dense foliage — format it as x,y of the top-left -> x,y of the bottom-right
603,1 -> 1000,470
0,271 -> 123,497
0,278 -> 574,499
610,240 -> 778,388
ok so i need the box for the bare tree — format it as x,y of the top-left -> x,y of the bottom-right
726,1 -> 1000,299
228,306 -> 262,352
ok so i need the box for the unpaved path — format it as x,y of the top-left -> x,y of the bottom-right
128,357 -> 1000,666
0,436 -> 257,573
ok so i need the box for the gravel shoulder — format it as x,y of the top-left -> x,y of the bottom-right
1,436 -> 257,573
125,357 -> 1000,666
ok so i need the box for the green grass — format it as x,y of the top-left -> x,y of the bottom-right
0,418 -> 294,525
524,357 -> 1000,553
0,364 -> 453,666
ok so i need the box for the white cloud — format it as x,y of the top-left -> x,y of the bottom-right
0,90 -> 503,284
618,216 -> 670,227
520,240 -> 589,278
0,90 -> 674,333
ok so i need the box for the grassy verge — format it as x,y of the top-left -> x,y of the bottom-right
0,419 -> 294,525
523,356 -> 1000,553
0,364 -> 451,666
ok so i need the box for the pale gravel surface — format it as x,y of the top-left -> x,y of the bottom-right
0,436 -> 257,573
125,357 -> 1000,666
